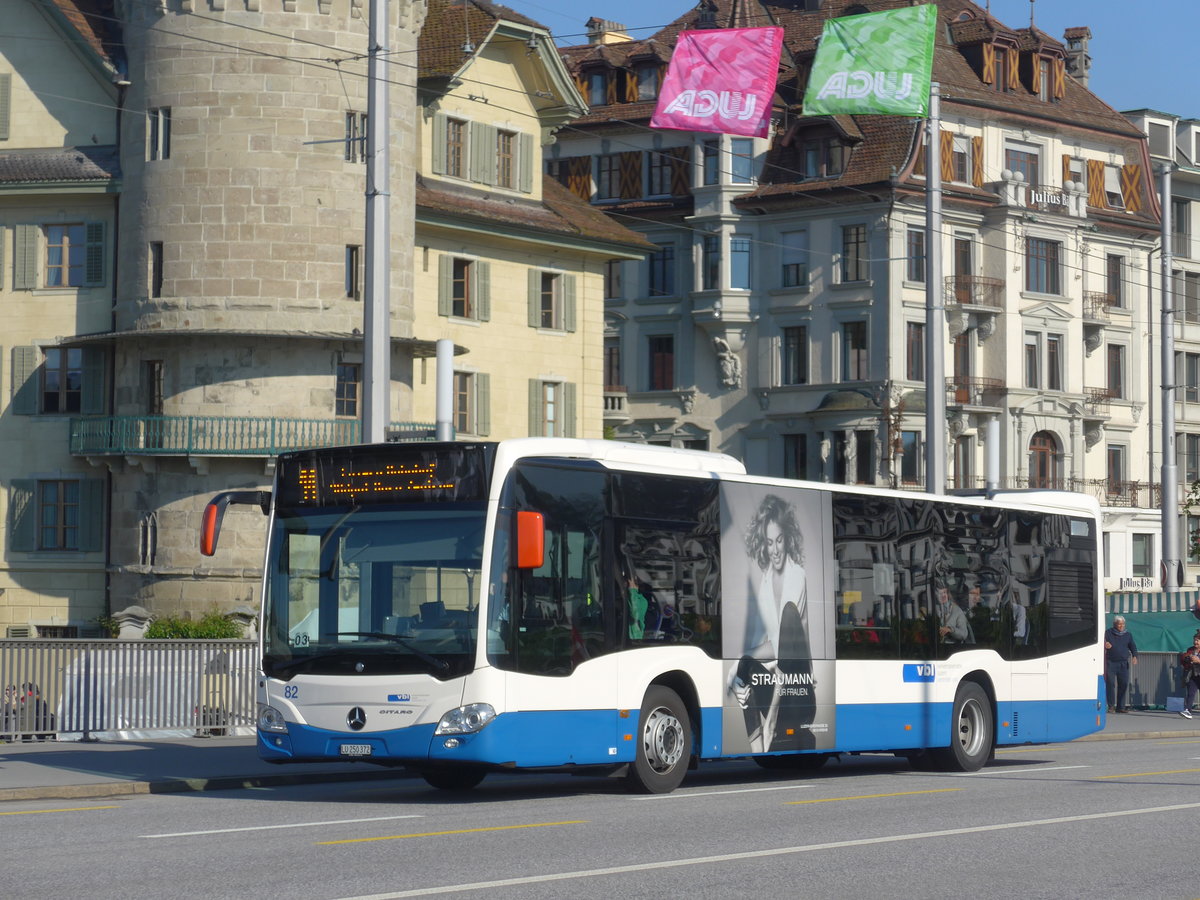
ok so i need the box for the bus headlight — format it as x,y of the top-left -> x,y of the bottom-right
435,703 -> 496,735
258,704 -> 289,734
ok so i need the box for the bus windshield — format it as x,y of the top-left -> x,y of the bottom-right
262,503 -> 487,680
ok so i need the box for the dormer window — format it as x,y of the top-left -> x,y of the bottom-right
1037,58 -> 1051,101
588,71 -> 607,107
993,47 -> 1009,92
635,64 -> 660,101
800,135 -> 845,180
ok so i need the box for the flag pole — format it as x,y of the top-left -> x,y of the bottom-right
925,82 -> 945,494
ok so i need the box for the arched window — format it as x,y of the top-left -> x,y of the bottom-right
1028,431 -> 1060,489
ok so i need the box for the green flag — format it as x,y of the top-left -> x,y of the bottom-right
803,5 -> 937,116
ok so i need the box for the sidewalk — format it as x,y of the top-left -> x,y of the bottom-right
1,710 -> 1197,802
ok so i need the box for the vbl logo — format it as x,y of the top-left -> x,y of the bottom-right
903,663 -> 935,683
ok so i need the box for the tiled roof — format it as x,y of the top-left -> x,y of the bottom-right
49,0 -> 122,71
0,146 -> 120,184
417,176 -> 654,251
419,0 -> 547,80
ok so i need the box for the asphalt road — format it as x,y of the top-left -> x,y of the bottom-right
4,737 -> 1198,899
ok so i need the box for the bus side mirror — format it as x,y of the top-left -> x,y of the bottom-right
200,490 -> 271,557
515,511 -> 544,569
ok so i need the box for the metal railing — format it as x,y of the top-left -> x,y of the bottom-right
1083,291 -> 1117,320
1,639 -> 257,741
70,416 -> 438,456
945,375 -> 1004,407
944,275 -> 1004,308
1083,387 -> 1117,414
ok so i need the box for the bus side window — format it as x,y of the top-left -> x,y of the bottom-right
832,496 -> 898,660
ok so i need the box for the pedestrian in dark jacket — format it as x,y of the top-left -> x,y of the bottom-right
1179,631 -> 1200,719
1104,616 -> 1138,713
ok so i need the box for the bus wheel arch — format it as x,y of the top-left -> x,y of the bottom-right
931,674 -> 995,772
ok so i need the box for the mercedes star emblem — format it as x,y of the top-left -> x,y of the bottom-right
347,707 -> 367,730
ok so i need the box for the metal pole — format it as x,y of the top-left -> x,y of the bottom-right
1161,163 -> 1179,589
362,0 -> 391,444
435,339 -> 454,441
924,83 -> 945,494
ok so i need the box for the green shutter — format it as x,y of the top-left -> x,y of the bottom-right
79,478 -> 105,552
9,480 -> 35,552
562,382 -> 577,438
476,372 -> 490,436
14,224 -> 36,290
81,347 -> 106,414
438,254 -> 452,317
0,74 -> 10,141
519,132 -> 534,193
85,222 -> 105,286
476,261 -> 490,322
563,274 -> 576,333
528,379 -> 540,435
11,345 -> 38,415
431,114 -> 447,175
470,122 -> 494,185
528,269 -> 540,327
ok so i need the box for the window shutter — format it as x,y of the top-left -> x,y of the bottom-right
518,132 -> 534,193
981,44 -> 996,84
562,382 -> 577,438
1052,58 -> 1066,98
431,114 -> 447,175
563,274 -> 576,333
573,72 -> 586,101
971,136 -> 984,187
85,222 -> 105,286
14,224 -> 36,290
1120,164 -> 1143,213
605,72 -> 617,106
476,373 -> 490,436
939,130 -> 954,182
11,345 -> 38,415
8,480 -> 35,552
1087,159 -> 1107,207
528,269 -> 540,327
1030,55 -> 1042,95
1006,54 -> 1020,92
668,146 -> 691,196
528,379 -> 540,435
568,156 -> 591,201
470,122 -> 494,185
79,479 -> 105,552
0,74 -> 10,141
81,348 -> 106,414
624,69 -> 638,102
618,151 -> 642,199
437,255 -> 452,317
1062,154 -> 1072,185
476,261 -> 491,321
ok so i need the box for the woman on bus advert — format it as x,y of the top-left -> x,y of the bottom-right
722,487 -> 834,755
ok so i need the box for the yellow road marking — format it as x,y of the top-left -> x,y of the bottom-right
1157,740 -> 1200,744
786,789 -> 961,805
0,805 -> 119,817
1096,768 -> 1200,779
318,820 -> 586,845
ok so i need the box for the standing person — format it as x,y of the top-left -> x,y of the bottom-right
730,494 -> 813,752
1103,615 -> 1138,713
1179,631 -> 1200,719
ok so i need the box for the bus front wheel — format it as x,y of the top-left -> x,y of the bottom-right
932,682 -> 993,772
626,686 -> 691,794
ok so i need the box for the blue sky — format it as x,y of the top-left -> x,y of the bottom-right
499,0 -> 1199,120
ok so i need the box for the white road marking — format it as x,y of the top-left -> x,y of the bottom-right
634,784 -> 814,799
142,815 -> 423,838
947,765 -> 1090,776
332,802 -> 1200,899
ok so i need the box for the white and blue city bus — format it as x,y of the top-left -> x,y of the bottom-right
201,438 -> 1104,793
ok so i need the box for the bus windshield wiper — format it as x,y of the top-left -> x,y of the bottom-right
330,632 -> 451,673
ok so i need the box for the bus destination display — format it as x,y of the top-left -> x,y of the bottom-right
277,445 -> 492,507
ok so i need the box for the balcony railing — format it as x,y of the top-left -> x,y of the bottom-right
951,476 -> 1161,508
70,416 -> 438,457
944,275 -> 1004,308
603,386 -> 629,419
1083,291 -> 1117,320
1083,387 -> 1117,414
945,375 -> 1004,407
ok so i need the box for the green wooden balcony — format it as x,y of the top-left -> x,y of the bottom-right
70,416 -> 440,457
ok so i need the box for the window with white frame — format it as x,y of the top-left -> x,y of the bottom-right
1106,444 -> 1125,496
840,224 -> 868,282
1004,140 -> 1040,188
1024,237 -> 1061,294
444,117 -> 466,178
648,243 -> 676,297
701,235 -> 719,290
496,129 -> 517,189
906,322 -> 925,381
781,326 -> 807,385
730,138 -> 754,184
1131,533 -> 1153,577
730,235 -> 751,289
439,256 -> 490,321
901,431 -> 922,485
335,363 -> 360,417
951,135 -> 972,182
148,107 -> 171,160
11,346 -> 105,416
781,230 -> 808,287
530,380 -> 575,437
1104,165 -> 1124,209
1185,433 -> 1200,484
1107,343 -> 1126,399
1106,254 -> 1124,307
702,140 -> 719,185
1023,331 -> 1064,390
527,270 -> 574,331
1184,353 -> 1200,404
841,321 -> 868,381
906,228 -> 925,283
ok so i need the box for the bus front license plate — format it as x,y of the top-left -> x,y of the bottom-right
340,744 -> 372,757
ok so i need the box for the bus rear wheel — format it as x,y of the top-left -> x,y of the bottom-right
626,686 -> 691,794
931,682 -> 993,772
421,767 -> 487,791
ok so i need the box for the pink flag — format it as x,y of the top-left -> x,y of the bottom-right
651,27 -> 783,138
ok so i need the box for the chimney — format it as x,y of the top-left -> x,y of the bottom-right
1063,26 -> 1092,87
586,17 -> 632,45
